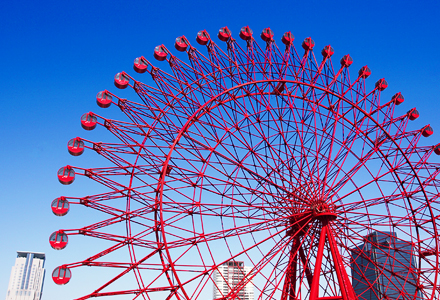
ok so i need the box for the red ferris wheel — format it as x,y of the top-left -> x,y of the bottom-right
51,26 -> 440,300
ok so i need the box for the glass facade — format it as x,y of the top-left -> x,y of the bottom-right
351,231 -> 421,300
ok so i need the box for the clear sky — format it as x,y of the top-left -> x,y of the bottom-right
1,0 -> 440,299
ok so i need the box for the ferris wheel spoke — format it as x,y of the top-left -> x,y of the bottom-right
160,197 -> 283,221
71,248 -> 164,300
164,220 -> 295,294
161,157 -> 290,208
338,172 -> 425,217
325,149 -> 385,200
161,214 -> 290,250
168,130 -> 308,205
220,102 -> 315,195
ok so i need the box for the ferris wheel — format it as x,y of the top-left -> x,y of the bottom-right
50,26 -> 440,300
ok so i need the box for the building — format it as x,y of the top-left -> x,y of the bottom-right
351,231 -> 421,300
5,251 -> 46,300
213,260 -> 254,300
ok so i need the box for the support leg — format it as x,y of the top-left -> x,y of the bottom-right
310,222 -> 328,300
281,236 -> 298,300
327,225 -> 357,300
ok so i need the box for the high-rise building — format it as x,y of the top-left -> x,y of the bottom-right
351,231 -> 420,300
5,251 -> 46,300
213,260 -> 254,300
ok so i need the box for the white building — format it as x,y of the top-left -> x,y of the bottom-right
5,251 -> 46,300
213,261 -> 254,300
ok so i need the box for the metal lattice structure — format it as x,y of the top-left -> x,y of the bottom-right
51,26 -> 440,300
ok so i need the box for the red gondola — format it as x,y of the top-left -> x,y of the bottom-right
81,112 -> 97,130
420,248 -> 437,258
271,81 -> 285,95
239,26 -> 253,41
57,166 -> 75,185
96,90 -> 112,108
408,108 -> 419,120
133,56 -> 148,73
392,92 -> 404,105
49,230 -> 68,250
153,45 -> 167,61
375,78 -> 388,91
218,26 -> 231,42
434,143 -> 440,155
175,36 -> 189,52
302,37 -> 315,51
358,66 -> 371,78
67,137 -> 84,156
52,266 -> 71,285
340,54 -> 353,67
51,197 -> 70,216
163,164 -> 172,176
321,45 -> 334,58
281,31 -> 294,45
422,125 -> 434,137
114,72 -> 129,89
260,28 -> 274,42
196,30 -> 210,45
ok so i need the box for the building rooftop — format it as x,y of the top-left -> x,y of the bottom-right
17,251 -> 45,260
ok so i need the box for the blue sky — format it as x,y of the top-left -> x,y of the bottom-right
1,0 -> 440,299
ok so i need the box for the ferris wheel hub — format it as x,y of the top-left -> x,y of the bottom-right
311,202 -> 337,221
313,211 -> 337,221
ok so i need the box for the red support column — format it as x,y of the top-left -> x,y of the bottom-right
326,225 -> 357,300
281,236 -> 299,300
310,222 -> 328,300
